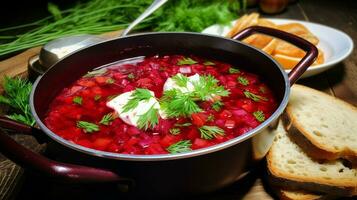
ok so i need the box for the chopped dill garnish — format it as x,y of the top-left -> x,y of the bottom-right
172,73 -> 189,87
94,95 -> 101,101
106,78 -> 115,84
127,73 -> 135,80
243,91 -> 268,102
106,95 -> 118,100
177,57 -> 197,65
73,96 -> 82,105
161,89 -> 202,118
170,128 -> 181,135
192,75 -> 230,101
237,76 -> 249,86
203,61 -> 215,66
99,113 -> 115,125
198,125 -> 225,140
174,122 -> 192,127
83,68 -> 107,78
212,101 -> 223,111
77,121 -> 99,133
137,105 -> 159,130
167,140 -> 192,154
229,67 -> 240,74
122,88 -> 153,113
207,114 -> 215,122
253,110 -> 265,122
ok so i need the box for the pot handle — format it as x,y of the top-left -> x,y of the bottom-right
0,118 -> 125,183
232,26 -> 318,85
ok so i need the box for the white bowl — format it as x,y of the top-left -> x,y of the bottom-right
202,18 -> 354,78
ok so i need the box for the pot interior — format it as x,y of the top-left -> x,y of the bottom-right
31,32 -> 289,159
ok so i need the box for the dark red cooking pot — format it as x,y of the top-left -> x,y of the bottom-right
0,26 -> 317,197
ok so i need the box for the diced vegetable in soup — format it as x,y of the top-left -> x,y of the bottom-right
44,55 -> 278,155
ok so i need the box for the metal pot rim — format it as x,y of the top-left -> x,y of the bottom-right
30,32 -> 290,161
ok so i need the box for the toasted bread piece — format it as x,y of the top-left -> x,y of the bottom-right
275,188 -> 336,200
283,85 -> 357,162
267,120 -> 357,196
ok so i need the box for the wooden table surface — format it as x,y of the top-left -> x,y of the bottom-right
0,0 -> 356,199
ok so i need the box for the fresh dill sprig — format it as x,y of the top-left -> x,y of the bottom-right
73,96 -> 82,105
77,121 -> 99,133
167,140 -> 192,154
177,57 -> 197,65
99,113 -> 115,125
237,76 -> 249,86
229,67 -> 240,74
127,73 -> 135,80
0,76 -> 35,126
83,68 -> 107,78
169,128 -> 181,135
212,101 -> 224,111
122,88 -> 153,113
172,73 -> 189,87
160,89 -> 202,118
244,91 -> 268,102
198,125 -> 225,140
253,110 -> 265,122
137,105 -> 159,130
207,114 -> 215,122
192,75 -> 230,101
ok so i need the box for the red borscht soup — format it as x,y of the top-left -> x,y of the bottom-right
45,55 -> 278,155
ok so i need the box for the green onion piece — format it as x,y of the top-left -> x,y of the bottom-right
203,61 -> 215,66
83,68 -> 107,78
73,96 -> 82,105
229,67 -> 240,74
177,57 -> 197,65
243,91 -> 268,102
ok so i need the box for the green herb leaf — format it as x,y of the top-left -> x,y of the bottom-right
73,96 -> 82,105
177,57 -> 197,65
243,91 -> 268,102
203,61 -> 215,66
172,73 -> 189,87
192,75 -> 230,101
106,78 -> 115,84
99,113 -> 115,125
259,86 -> 266,93
237,76 -> 249,86
94,95 -> 101,101
167,140 -> 192,154
137,105 -> 159,130
122,88 -> 153,113
253,110 -> 265,122
0,77 -> 35,126
83,68 -> 107,78
212,101 -> 224,111
229,67 -> 240,74
107,95 -> 118,100
198,125 -> 225,140
77,121 -> 99,133
207,114 -> 215,122
127,73 -> 135,80
174,122 -> 192,127
47,3 -> 62,21
160,89 -> 202,118
170,128 -> 181,135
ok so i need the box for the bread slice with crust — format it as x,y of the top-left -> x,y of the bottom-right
274,188 -> 336,200
283,84 -> 357,163
267,121 -> 357,196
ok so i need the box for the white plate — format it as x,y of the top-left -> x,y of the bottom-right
202,18 -> 354,78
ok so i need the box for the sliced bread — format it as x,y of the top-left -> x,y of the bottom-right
275,188 -> 335,200
267,121 -> 357,196
283,84 -> 357,162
